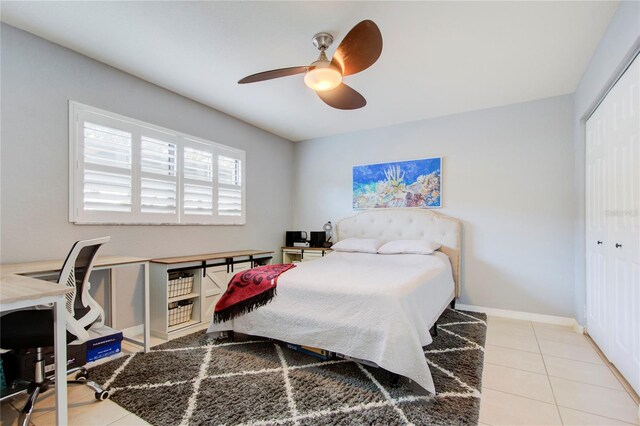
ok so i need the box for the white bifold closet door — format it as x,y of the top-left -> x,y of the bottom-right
586,54 -> 639,395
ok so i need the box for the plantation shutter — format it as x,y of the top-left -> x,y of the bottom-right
217,155 -> 242,217
182,144 -> 215,221
79,118 -> 134,221
138,132 -> 179,222
70,102 -> 246,224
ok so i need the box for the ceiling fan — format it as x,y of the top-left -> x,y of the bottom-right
238,20 -> 382,110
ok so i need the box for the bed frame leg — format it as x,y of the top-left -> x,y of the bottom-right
389,372 -> 400,388
450,299 -> 456,309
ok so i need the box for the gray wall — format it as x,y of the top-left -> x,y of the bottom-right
293,95 -> 576,317
1,24 -> 295,328
1,23 -> 294,263
3,5 -> 638,325
572,1 -> 640,325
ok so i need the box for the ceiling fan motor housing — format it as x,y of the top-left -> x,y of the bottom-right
312,32 -> 334,51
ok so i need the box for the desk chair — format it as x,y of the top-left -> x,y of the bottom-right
0,237 -> 112,426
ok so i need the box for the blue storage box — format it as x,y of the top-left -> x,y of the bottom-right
286,343 -> 334,361
84,325 -> 123,362
87,342 -> 121,362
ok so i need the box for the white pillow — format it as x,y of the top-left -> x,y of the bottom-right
377,239 -> 441,255
332,238 -> 384,254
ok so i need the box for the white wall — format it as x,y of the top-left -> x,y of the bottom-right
572,1 -> 640,325
0,23 -> 294,263
293,95 -> 575,317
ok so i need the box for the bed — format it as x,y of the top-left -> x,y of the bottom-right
207,208 -> 462,395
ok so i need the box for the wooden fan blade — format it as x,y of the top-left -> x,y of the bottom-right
316,83 -> 366,110
331,20 -> 382,76
238,66 -> 308,84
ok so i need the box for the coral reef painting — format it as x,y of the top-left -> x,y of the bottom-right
353,157 -> 442,209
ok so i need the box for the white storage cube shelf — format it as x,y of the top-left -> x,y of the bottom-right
149,253 -> 272,340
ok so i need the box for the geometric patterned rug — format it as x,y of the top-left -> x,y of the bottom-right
89,309 -> 487,425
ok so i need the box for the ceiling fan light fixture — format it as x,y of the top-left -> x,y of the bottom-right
237,20 -> 381,109
304,63 -> 342,92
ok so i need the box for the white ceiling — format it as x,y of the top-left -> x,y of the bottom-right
1,1 -> 617,141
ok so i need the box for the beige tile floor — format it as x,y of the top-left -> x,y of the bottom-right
480,317 -> 639,426
1,317 -> 639,425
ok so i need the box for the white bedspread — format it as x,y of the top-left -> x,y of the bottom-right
207,251 -> 455,394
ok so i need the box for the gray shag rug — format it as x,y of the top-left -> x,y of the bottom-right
89,309 -> 486,425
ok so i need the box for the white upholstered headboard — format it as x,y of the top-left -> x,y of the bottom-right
336,209 -> 462,297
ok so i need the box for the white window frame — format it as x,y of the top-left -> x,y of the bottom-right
69,101 -> 246,225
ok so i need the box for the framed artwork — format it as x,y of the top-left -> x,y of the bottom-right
353,157 -> 442,209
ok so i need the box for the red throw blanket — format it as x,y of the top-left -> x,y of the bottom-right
213,264 -> 296,323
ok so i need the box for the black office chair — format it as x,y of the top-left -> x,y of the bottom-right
0,237 -> 112,426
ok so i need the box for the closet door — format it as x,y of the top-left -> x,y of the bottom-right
585,93 -> 611,355
607,55 -> 639,394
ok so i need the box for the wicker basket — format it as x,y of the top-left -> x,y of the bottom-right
168,301 -> 194,326
167,273 -> 194,298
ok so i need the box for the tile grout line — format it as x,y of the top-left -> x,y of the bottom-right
482,317 -> 547,425
490,319 -> 640,425
554,405 -> 639,425
481,387 -> 560,407
485,325 -> 541,353
484,361 -> 550,377
31,393 -> 114,425
484,342 -> 540,355
483,387 -> 637,426
544,374 -> 630,392
11,385 -> 104,421
532,321 -> 565,424
584,333 -> 640,406
530,340 -> 607,366
105,410 -> 132,426
483,361 -> 542,374
534,324 -> 638,425
535,338 -> 637,395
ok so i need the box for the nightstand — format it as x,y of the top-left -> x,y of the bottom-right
281,247 -> 332,264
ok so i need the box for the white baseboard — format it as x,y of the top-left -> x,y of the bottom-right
456,304 -> 584,335
121,324 -> 144,338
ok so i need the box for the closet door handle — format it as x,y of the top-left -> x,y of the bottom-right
615,243 -> 622,248
597,241 -> 603,245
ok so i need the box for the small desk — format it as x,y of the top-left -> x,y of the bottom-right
2,256 -> 152,352
0,273 -> 73,425
151,250 -> 274,265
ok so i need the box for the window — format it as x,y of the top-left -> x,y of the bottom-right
69,102 -> 246,224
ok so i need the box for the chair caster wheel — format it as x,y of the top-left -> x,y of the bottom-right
95,390 -> 110,401
75,369 -> 89,382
